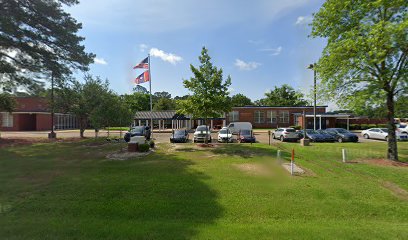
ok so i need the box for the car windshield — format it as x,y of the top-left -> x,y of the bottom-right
381,128 -> 388,132
286,129 -> 296,132
335,128 -> 349,133
196,126 -> 208,131
240,130 -> 251,135
131,127 -> 144,134
306,130 -> 317,134
219,129 -> 230,134
174,130 -> 185,136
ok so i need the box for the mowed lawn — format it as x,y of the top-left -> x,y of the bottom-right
0,140 -> 407,239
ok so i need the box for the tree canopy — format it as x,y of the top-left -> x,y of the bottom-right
255,84 -> 309,106
310,0 -> 407,161
0,0 -> 94,92
0,92 -> 15,112
230,93 -> 253,107
178,47 -> 232,120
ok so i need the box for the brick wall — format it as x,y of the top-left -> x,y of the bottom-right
230,107 -> 327,128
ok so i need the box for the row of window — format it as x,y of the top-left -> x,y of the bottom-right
1,113 -> 13,127
229,111 -> 290,124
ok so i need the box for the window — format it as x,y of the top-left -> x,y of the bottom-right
279,111 -> 289,123
229,111 -> 239,122
254,111 -> 265,123
266,111 -> 277,123
1,113 -> 13,127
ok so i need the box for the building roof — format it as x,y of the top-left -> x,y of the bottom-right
233,105 -> 328,109
133,111 -> 226,120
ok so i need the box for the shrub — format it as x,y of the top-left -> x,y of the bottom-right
289,125 -> 301,130
368,124 -> 377,129
138,143 -> 150,152
377,124 -> 388,128
350,124 -> 360,130
360,124 -> 369,130
149,140 -> 155,148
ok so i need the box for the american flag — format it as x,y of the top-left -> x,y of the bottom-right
135,71 -> 150,84
133,57 -> 149,69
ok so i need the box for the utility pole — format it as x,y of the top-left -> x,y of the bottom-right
49,71 -> 56,139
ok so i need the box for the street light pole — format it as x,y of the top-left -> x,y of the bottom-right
308,63 -> 317,131
49,71 -> 56,139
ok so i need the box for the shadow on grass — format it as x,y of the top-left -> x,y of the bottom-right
207,143 -> 279,159
0,142 -> 223,239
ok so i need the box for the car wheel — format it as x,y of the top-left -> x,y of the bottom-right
280,136 -> 284,142
337,137 -> 343,143
363,134 -> 369,139
385,136 -> 388,141
272,134 -> 275,139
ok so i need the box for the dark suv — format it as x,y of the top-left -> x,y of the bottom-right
325,128 -> 358,142
124,126 -> 151,142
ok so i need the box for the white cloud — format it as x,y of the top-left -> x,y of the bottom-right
234,59 -> 261,71
139,43 -> 148,52
149,48 -> 183,65
94,57 -> 108,65
258,46 -> 283,56
295,15 -> 313,25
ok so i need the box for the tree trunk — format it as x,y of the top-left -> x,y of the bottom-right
204,117 -> 208,145
386,90 -> 398,161
79,118 -> 86,138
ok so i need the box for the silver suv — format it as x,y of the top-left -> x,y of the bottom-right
272,128 -> 300,142
193,125 -> 212,143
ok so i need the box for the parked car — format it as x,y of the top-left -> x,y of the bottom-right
362,128 -> 408,141
227,122 -> 252,135
325,128 -> 359,142
238,129 -> 256,143
298,129 -> 333,142
124,126 -> 151,142
170,129 -> 189,143
398,124 -> 408,134
316,130 -> 337,142
272,128 -> 300,142
217,128 -> 233,143
193,125 -> 212,143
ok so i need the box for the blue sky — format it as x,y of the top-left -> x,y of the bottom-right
67,0 -> 327,103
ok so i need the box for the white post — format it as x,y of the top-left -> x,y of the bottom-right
291,160 -> 294,176
342,149 -> 347,163
138,120 -> 141,126
223,120 -> 226,127
277,150 -> 282,163
319,116 -> 322,130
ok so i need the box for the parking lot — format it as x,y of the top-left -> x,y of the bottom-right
0,130 -> 387,144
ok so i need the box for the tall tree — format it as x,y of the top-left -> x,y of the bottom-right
230,93 -> 253,107
123,92 -> 150,113
55,75 -> 111,138
133,85 -> 148,94
255,84 -> 309,106
0,0 -> 94,92
177,47 -> 232,143
310,0 -> 407,161
153,98 -> 176,111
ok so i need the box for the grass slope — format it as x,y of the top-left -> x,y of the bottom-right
0,140 -> 407,239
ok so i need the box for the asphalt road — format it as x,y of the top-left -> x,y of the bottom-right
0,130 -> 386,144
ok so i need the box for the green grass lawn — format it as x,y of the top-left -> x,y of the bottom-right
0,140 -> 407,239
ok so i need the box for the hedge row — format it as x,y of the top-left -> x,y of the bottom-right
340,124 -> 388,130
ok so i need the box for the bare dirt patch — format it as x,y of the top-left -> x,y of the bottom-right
0,137 -> 87,148
382,181 -> 408,201
106,149 -> 154,160
359,159 -> 408,167
233,163 -> 273,176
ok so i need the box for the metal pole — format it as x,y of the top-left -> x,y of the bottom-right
49,71 -> 55,139
291,148 -> 295,176
313,65 -> 317,131
342,149 -> 347,163
148,54 -> 153,139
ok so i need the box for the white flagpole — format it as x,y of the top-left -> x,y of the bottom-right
148,54 -> 153,138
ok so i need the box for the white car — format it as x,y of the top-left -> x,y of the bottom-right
193,125 -> 212,143
362,128 -> 408,141
272,128 -> 300,142
227,122 -> 252,135
217,128 -> 233,143
398,124 -> 408,134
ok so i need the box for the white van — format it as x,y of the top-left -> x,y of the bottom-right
227,122 -> 252,134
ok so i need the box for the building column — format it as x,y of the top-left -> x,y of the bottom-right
223,120 -> 226,127
210,120 -> 213,129
138,120 -> 141,126
145,120 -> 148,126
319,116 -> 322,130
347,118 -> 350,131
